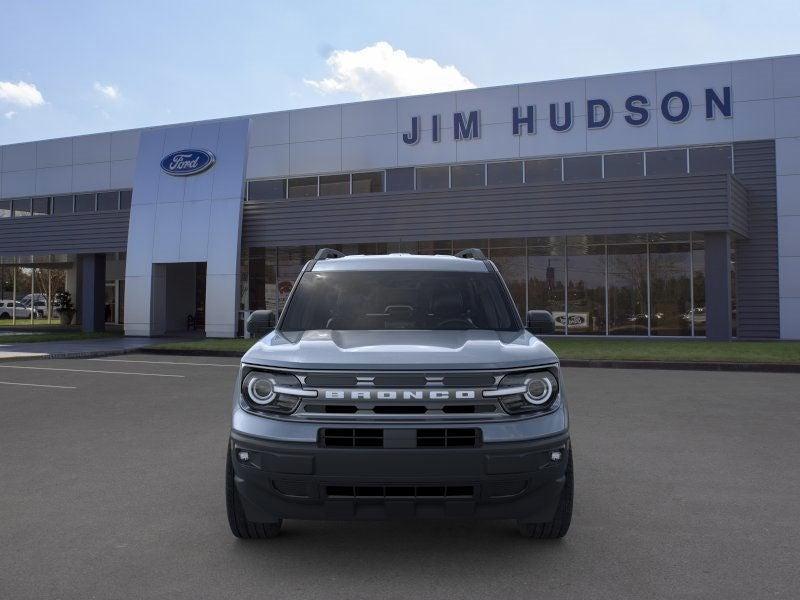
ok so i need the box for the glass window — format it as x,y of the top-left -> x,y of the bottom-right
563,155 -> 602,181
12,198 -> 32,217
386,167 -> 415,192
690,145 -> 732,174
489,241 -> 526,317
248,247 -> 267,311
525,158 -> 562,184
692,235 -> 706,337
249,179 -> 286,201
98,191 -> 119,211
646,149 -> 687,176
52,195 -> 74,214
451,163 -> 485,188
649,242 -> 691,336
74,194 -> 96,212
487,161 -> 523,186
319,174 -> 350,196
566,241 -> 606,334
528,238 -> 566,332
277,246 -> 316,309
279,270 -> 520,335
287,177 -> 317,198
32,197 -> 49,216
119,190 -> 132,210
352,171 -> 384,194
0,200 -> 10,218
607,243 -> 648,335
416,166 -> 450,191
604,152 -> 644,178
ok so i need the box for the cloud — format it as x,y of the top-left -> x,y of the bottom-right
4,110 -> 17,119
304,41 -> 475,100
0,80 -> 44,107
93,82 -> 121,100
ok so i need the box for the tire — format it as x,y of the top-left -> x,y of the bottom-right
226,449 -> 282,539
0,312 -> 9,320
517,449 -> 573,539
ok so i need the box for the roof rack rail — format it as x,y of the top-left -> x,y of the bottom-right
455,248 -> 487,260
314,248 -> 346,260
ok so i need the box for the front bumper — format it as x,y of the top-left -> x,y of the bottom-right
230,430 -> 570,522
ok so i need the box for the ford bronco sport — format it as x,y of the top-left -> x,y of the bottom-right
227,249 -> 572,539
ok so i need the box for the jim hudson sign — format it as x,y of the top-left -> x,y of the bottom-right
401,86 -> 732,145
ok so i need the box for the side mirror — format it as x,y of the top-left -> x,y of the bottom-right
247,310 -> 277,339
526,310 -> 555,335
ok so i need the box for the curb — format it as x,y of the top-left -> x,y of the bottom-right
558,359 -> 800,373
0,347 -> 146,363
139,348 -> 246,358
6,345 -> 800,373
141,348 -> 800,373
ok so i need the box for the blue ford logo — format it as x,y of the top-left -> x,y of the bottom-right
160,149 -> 215,176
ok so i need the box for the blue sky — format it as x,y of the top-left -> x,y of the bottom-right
1,0 -> 799,144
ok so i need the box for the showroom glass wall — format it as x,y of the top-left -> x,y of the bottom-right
0,256 -> 77,327
241,232 -> 726,337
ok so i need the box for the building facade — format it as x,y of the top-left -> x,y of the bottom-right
1,54 -> 799,340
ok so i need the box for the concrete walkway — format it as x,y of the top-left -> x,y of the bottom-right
0,336 -> 174,360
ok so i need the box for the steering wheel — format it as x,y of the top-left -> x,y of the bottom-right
434,318 -> 476,330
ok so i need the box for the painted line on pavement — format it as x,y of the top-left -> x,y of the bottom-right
90,358 -> 238,368
0,380 -> 77,389
0,365 -> 185,378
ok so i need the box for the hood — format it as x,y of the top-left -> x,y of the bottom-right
242,329 -> 558,370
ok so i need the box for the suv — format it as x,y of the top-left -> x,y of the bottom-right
227,249 -> 572,539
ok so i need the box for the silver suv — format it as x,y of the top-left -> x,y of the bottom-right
227,249 -> 572,539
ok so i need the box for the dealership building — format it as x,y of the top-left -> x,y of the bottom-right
1,54 -> 800,340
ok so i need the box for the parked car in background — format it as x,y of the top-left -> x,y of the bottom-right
0,300 -> 32,320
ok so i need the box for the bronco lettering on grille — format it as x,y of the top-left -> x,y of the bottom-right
323,390 -> 477,400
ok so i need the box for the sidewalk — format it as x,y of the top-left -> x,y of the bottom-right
0,336 -> 174,361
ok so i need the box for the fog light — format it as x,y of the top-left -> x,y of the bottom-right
550,450 -> 562,462
237,450 -> 250,463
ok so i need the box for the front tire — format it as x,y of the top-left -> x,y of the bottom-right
517,449 -> 573,539
226,449 -> 282,539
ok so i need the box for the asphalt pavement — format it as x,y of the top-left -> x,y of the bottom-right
0,354 -> 798,599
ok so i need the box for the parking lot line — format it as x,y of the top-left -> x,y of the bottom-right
0,380 -> 77,389
90,358 -> 238,368
0,365 -> 185,378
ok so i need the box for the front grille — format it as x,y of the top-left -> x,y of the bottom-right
305,404 -> 496,416
320,428 -> 480,448
325,485 -> 475,499
321,428 -> 383,447
417,428 -> 480,448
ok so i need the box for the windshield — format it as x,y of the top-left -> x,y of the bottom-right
279,270 -> 521,333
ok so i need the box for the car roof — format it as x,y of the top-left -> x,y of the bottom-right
311,253 -> 489,273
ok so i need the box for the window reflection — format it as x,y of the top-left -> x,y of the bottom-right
567,242 -> 606,334
528,238 -> 566,331
490,240 -> 526,317
607,243 -> 647,335
241,232 -> 719,337
649,242 -> 691,336
692,237 -> 706,336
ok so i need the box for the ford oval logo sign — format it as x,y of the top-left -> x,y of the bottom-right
160,149 -> 215,176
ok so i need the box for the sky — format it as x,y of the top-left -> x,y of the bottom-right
1,0 -> 799,145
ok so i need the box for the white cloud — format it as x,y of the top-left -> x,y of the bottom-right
0,81 -> 44,107
93,82 -> 121,100
304,41 -> 475,100
4,110 -> 17,119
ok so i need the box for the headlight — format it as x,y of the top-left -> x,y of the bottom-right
245,373 -> 276,405
523,372 -> 556,405
240,368 -> 315,414
485,367 -> 560,414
